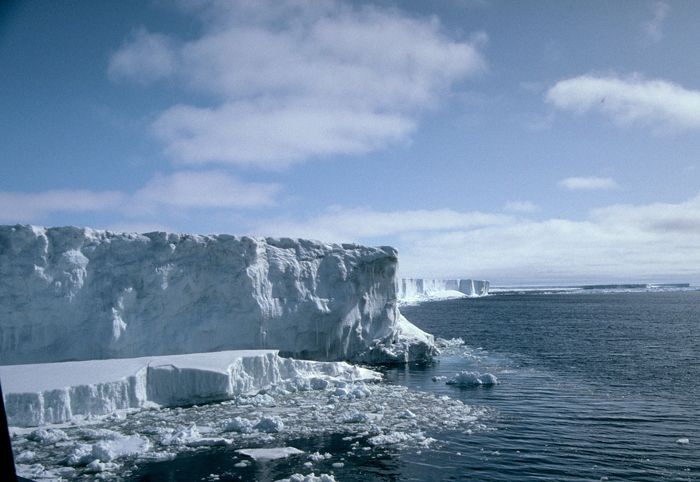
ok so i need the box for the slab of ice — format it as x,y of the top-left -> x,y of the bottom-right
0,225 -> 435,365
237,446 -> 304,461
0,349 -> 380,426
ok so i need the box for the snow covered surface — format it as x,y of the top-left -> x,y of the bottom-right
398,278 -> 489,304
0,225 -> 435,365
0,349 -> 379,427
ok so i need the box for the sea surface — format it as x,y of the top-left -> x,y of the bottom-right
133,290 -> 700,481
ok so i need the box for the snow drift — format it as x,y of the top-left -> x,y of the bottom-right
0,225 -> 434,365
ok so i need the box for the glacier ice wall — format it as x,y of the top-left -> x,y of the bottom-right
0,225 -> 434,365
398,278 -> 490,299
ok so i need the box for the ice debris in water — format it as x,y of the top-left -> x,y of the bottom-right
276,473 -> 337,482
27,428 -> 68,444
435,337 -> 466,348
221,417 -> 255,433
11,380 -> 488,480
308,452 -> 333,462
447,371 -> 498,387
676,438 -> 690,444
254,416 -> 285,433
236,447 -> 304,461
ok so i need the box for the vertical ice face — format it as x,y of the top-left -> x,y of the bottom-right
0,226 -> 434,365
398,278 -> 490,299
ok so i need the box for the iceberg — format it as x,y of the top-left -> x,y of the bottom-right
398,278 -> 489,303
0,349 -> 380,427
0,225 -> 435,365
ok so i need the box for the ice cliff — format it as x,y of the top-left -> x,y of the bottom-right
0,225 -> 434,365
398,278 -> 489,301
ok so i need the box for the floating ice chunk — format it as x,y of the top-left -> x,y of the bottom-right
254,416 -> 284,433
85,459 -> 120,473
435,337 -> 466,348
308,452 -> 332,462
446,371 -> 498,387
342,410 -> 371,424
236,447 -> 304,461
91,434 -> 150,462
27,428 -> 68,444
66,444 -> 94,466
187,437 -> 232,447
398,409 -> 416,419
332,462 -> 344,468
480,373 -> 498,385
676,438 -> 690,444
367,431 -> 414,446
222,416 -> 255,433
431,376 -> 448,382
161,424 -> 200,446
15,450 -> 36,463
275,473 -> 337,482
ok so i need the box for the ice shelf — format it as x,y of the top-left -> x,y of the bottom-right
0,225 -> 435,365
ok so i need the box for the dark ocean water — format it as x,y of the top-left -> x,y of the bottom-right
134,291 -> 700,481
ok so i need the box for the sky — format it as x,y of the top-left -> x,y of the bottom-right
2,0 -> 700,284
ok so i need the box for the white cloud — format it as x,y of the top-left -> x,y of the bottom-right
152,101 -> 414,169
134,170 -> 280,209
254,207 -> 511,241
546,74 -> 700,131
0,190 -> 125,222
108,28 -> 177,84
110,0 -> 486,168
503,201 -> 539,213
250,194 -> 700,283
642,1 -> 670,44
0,171 -> 279,223
558,176 -> 619,191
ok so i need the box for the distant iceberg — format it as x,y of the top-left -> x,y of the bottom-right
398,278 -> 489,304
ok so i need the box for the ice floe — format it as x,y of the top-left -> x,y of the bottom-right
237,446 -> 305,461
1,349 -> 379,426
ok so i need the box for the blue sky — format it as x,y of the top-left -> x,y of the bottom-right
2,0 -> 700,283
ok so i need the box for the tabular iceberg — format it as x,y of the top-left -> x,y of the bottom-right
398,278 -> 489,302
0,225 -> 434,365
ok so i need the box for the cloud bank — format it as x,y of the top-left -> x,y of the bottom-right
109,0 -> 486,168
251,194 -> 700,283
0,171 -> 279,223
